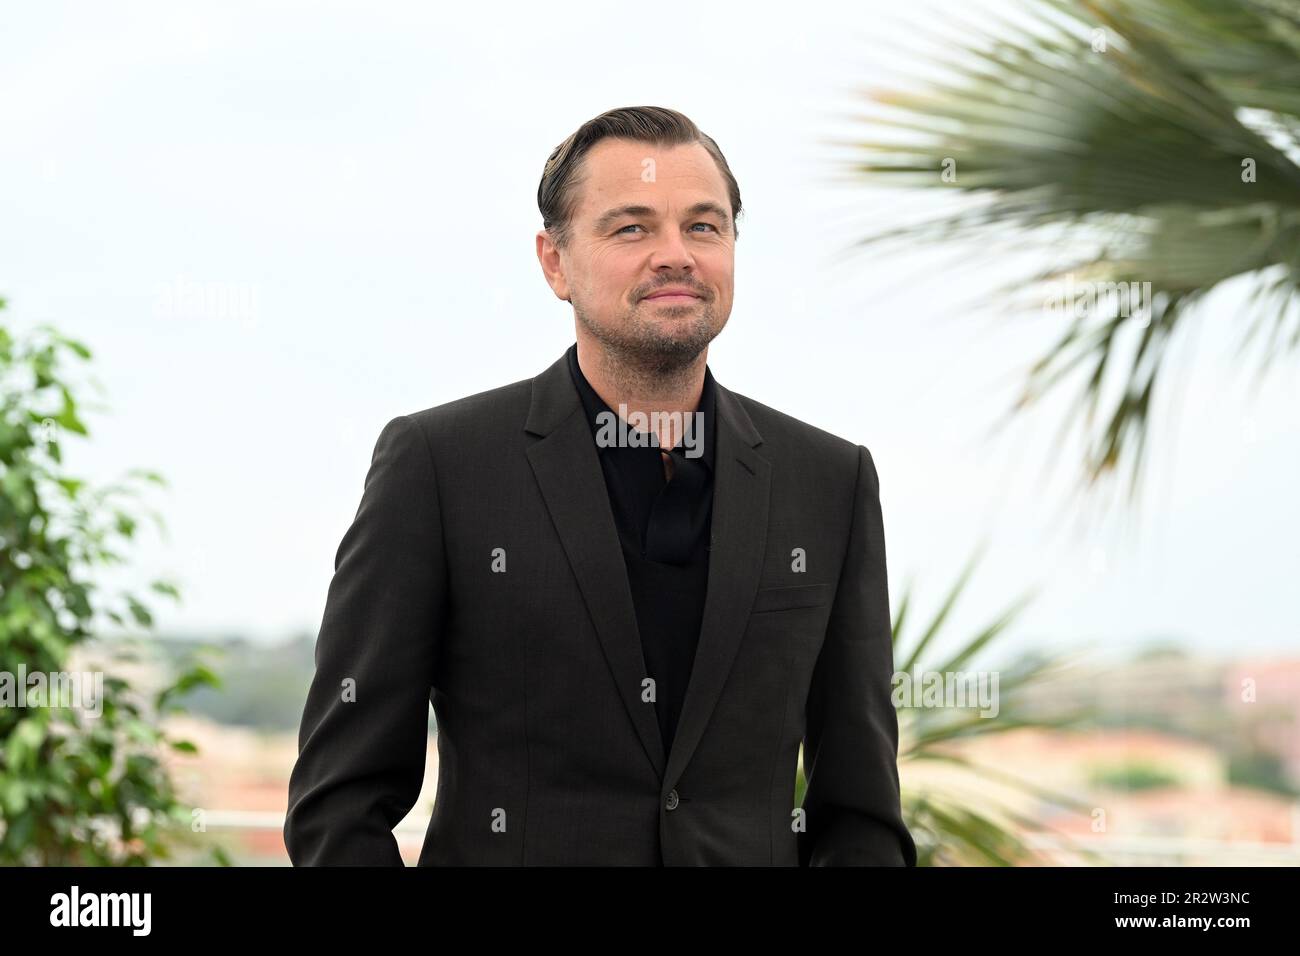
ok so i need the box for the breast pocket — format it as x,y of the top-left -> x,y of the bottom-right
750,582 -> 832,613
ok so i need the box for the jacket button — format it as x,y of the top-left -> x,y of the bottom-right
665,789 -> 680,811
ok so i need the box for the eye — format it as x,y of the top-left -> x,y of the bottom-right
617,224 -> 644,234
690,222 -> 719,232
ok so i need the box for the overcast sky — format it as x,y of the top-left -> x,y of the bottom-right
2,0 -> 1296,666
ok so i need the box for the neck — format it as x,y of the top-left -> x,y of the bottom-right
574,335 -> 707,452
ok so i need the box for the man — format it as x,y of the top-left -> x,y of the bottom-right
285,106 -> 916,866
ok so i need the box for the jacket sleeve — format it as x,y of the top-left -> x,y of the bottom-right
797,444 -> 917,866
284,414 -> 446,865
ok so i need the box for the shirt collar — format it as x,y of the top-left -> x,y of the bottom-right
566,342 -> 716,472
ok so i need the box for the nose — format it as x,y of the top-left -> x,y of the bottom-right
648,227 -> 696,273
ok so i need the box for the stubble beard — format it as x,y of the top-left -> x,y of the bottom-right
574,294 -> 721,393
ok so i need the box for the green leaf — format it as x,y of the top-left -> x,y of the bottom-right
848,0 -> 1300,502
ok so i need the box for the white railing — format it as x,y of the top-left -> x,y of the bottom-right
198,810 -> 1300,865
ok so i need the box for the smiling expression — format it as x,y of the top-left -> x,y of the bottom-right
537,137 -> 736,365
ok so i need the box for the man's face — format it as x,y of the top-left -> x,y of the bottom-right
537,138 -> 735,369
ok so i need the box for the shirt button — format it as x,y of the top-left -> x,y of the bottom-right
665,789 -> 680,811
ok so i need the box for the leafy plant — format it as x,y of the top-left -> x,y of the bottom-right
797,547 -> 1100,865
844,0 -> 1300,505
1089,762 -> 1182,790
0,298 -> 224,865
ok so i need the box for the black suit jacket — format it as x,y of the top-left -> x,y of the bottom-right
285,349 -> 916,866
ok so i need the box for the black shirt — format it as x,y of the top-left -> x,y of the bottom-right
565,343 -> 716,757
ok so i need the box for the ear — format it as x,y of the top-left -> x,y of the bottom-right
535,230 -> 570,302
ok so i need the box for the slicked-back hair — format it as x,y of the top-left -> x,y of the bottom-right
538,105 -> 742,249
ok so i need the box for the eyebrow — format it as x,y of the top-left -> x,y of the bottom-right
592,201 -> 732,233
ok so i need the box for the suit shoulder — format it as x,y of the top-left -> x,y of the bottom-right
398,374 -> 534,432
728,389 -> 865,466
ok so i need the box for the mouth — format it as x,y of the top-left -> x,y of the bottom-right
643,290 -> 703,304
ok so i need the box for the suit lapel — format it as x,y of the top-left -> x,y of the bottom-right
524,350 -> 770,787
663,381 -> 769,786
526,353 -> 668,778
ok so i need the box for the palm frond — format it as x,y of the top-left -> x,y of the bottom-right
888,551 -> 1098,863
848,0 -> 1300,501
